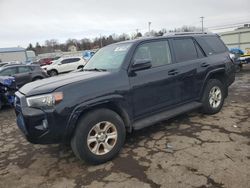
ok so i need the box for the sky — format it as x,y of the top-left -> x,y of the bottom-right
0,0 -> 249,48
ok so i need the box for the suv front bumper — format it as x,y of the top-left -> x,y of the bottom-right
15,91 -> 65,144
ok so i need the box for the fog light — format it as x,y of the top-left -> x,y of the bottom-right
35,119 -> 48,130
42,119 -> 48,129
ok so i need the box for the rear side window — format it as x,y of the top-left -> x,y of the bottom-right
172,38 -> 198,62
61,58 -> 80,64
133,40 -> 172,68
196,36 -> 227,55
18,66 -> 31,73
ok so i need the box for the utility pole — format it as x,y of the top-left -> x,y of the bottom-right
148,22 -> 151,35
200,16 -> 204,33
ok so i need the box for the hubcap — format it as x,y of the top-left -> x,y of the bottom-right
209,86 -> 222,108
87,121 -> 117,155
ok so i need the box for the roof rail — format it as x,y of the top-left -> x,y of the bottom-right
163,32 -> 211,36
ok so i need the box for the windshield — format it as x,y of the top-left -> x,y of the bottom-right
84,42 -> 132,71
51,58 -> 62,65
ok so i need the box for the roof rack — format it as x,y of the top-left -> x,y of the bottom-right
163,32 -> 211,36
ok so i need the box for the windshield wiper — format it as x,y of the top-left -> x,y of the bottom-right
83,68 -> 107,72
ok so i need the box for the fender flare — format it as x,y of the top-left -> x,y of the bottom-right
199,68 -> 226,99
65,94 -> 131,140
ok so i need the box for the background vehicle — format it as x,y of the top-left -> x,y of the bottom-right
0,76 -> 17,109
0,47 -> 28,63
0,64 -> 48,87
83,51 -> 95,61
0,61 -> 22,67
38,57 -> 55,66
229,48 -> 250,72
42,57 -> 86,76
15,33 -> 235,164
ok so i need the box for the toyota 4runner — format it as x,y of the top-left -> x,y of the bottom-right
15,33 -> 235,164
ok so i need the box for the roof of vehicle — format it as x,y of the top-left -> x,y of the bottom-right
0,47 -> 26,53
54,56 -> 83,61
0,64 -> 39,69
116,32 -> 218,45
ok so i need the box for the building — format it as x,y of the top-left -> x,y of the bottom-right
0,47 -> 28,63
220,24 -> 250,53
68,45 -> 77,52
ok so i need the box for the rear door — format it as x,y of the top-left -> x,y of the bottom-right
59,58 -> 81,72
15,66 -> 33,86
129,40 -> 180,118
58,59 -> 71,73
170,37 -> 207,103
67,58 -> 81,71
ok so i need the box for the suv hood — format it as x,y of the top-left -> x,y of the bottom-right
19,71 -> 109,96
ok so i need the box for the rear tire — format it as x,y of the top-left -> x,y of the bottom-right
71,109 -> 126,164
77,66 -> 84,69
201,79 -> 225,114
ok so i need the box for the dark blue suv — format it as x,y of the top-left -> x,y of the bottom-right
15,33 -> 235,164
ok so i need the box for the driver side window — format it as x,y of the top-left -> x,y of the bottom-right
133,40 -> 172,68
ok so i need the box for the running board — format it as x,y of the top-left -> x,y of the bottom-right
133,102 -> 202,130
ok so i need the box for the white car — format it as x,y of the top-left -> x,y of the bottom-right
42,57 -> 86,76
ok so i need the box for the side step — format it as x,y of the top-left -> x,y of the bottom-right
133,102 -> 202,130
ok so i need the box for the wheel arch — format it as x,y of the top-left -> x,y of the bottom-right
200,68 -> 228,100
65,97 -> 132,142
49,69 -> 58,74
77,65 -> 84,69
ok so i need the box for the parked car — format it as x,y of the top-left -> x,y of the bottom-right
83,51 -> 96,61
0,64 -> 48,88
38,58 -> 53,66
229,48 -> 250,72
15,33 -> 235,164
0,76 -> 17,109
0,61 -> 22,67
34,57 -> 60,66
42,57 -> 86,76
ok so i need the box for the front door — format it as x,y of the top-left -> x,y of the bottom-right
129,40 -> 179,119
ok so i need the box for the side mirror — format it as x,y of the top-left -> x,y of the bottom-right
131,59 -> 152,71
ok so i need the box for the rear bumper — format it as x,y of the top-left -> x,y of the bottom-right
15,92 -> 66,144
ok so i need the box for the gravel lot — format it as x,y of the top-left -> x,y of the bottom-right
0,66 -> 250,188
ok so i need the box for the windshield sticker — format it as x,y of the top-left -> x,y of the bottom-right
114,46 -> 130,52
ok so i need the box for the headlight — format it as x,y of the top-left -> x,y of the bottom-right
26,92 -> 63,108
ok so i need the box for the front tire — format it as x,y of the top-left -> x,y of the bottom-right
71,109 -> 126,164
201,79 -> 225,114
49,70 -> 58,77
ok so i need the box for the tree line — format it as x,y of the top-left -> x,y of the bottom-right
26,26 -> 201,55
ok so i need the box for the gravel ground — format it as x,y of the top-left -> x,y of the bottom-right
0,65 -> 250,188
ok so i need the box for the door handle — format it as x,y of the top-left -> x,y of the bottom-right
168,69 -> 179,76
201,62 -> 210,67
